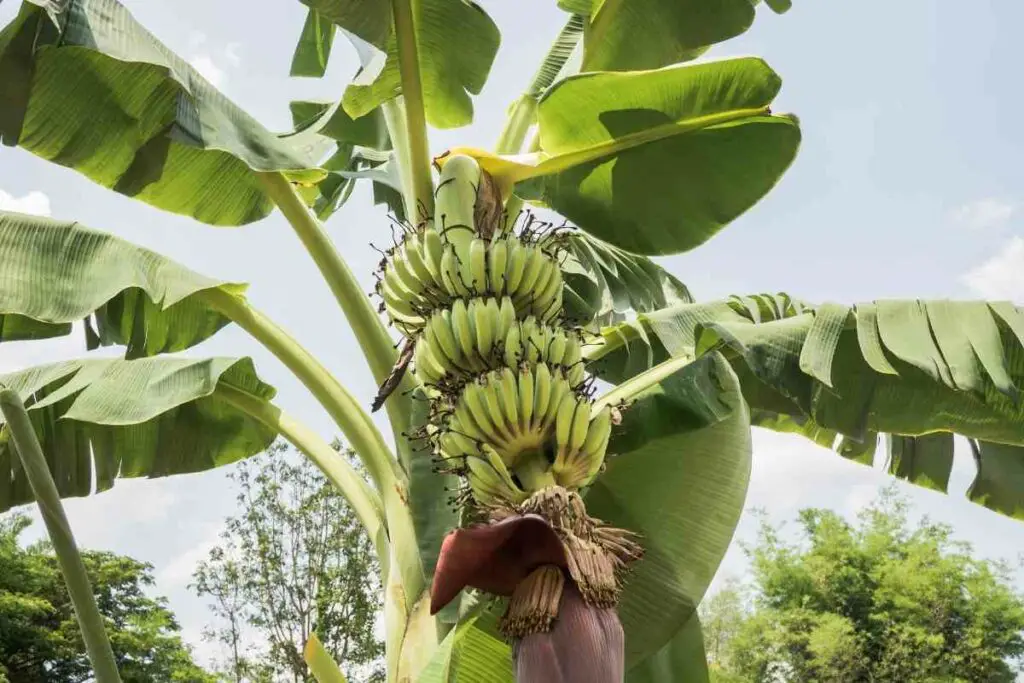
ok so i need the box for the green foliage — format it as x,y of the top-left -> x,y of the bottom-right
286,103 -> 402,221
627,614 -> 710,683
516,57 -> 800,255
579,0 -> 754,71
2,0 -> 1023,678
0,512 -> 214,682
299,0 -> 501,128
0,211 -> 240,354
585,353 -> 750,665
561,231 -> 693,329
591,296 -> 1024,520
703,488 -> 1024,682
0,357 -> 277,514
0,0 -> 325,226
191,442 -> 384,683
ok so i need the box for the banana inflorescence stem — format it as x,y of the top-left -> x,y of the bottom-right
514,450 -> 556,491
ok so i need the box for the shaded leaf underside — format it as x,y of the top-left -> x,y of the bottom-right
560,230 -> 694,329
0,210 -> 241,357
0,356 -> 276,513
589,295 -> 1024,519
586,353 -> 750,666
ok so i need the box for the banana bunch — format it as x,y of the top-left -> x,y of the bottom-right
379,154 -> 613,503
414,300 -> 586,392
379,230 -> 564,336
502,317 -> 585,388
436,364 -> 611,489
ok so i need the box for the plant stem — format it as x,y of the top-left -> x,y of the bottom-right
501,132 -> 541,228
200,288 -> 402,492
201,290 -> 425,612
391,0 -> 434,221
495,96 -> 538,156
515,450 -> 557,490
382,99 -> 417,223
255,172 -> 414,453
592,354 -> 697,417
494,15 -> 584,156
0,388 -> 123,683
214,384 -> 389,574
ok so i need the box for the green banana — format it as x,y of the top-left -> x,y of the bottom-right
489,238 -> 508,295
469,238 -> 488,294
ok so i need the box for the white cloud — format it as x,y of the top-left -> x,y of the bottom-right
961,236 -> 1024,302
951,198 -> 1015,231
158,523 -> 222,587
187,37 -> 241,89
0,189 -> 51,216
223,42 -> 242,67
189,55 -> 226,87
0,325 -> 85,375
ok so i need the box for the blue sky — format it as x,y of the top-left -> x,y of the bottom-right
2,0 -> 1024,667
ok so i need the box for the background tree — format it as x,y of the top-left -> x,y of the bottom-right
0,512 -> 213,683
191,442 -> 384,683
702,487 -> 1024,682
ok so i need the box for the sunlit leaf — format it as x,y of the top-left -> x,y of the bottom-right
445,58 -> 799,255
0,0 -> 326,226
291,8 -> 337,78
581,0 -> 755,71
299,0 -> 500,128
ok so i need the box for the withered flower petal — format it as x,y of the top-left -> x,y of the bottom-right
430,513 -> 568,615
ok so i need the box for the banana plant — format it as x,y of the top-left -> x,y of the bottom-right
1,1 -> 1022,681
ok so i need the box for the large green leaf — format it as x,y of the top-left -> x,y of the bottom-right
287,101 -> 403,220
461,58 -> 799,255
535,58 -> 798,255
296,0 -> 392,50
0,356 -> 277,512
0,211 -> 241,357
968,440 -> 1024,520
298,0 -> 499,129
571,0 -> 796,72
585,352 -> 750,665
290,8 -> 338,78
627,613 -> 709,682
581,0 -> 755,72
561,231 -> 693,329
417,604 -> 513,683
407,388 -> 460,621
0,0 -> 325,226
591,296 -> 1024,520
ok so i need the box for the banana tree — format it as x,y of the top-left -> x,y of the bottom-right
1,0 -> 1022,681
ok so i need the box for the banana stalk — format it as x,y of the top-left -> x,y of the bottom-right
373,154 -> 641,681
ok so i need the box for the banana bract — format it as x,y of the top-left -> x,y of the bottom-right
374,154 -> 640,678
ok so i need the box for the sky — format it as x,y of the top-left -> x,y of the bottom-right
2,0 -> 1024,669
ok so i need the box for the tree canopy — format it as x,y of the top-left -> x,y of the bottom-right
703,487 -> 1024,682
0,512 -> 213,683
191,441 -> 384,683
